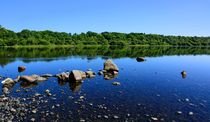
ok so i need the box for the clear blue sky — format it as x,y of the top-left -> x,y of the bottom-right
1,0 -> 210,36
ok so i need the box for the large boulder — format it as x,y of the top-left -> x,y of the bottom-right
1,78 -> 16,94
69,70 -> 86,82
104,59 -> 119,72
1,78 -> 15,85
20,76 -> 37,83
20,75 -> 47,83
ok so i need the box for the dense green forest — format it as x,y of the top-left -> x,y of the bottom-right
0,25 -> 210,46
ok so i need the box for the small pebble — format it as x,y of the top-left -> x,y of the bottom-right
30,118 -> 35,122
113,115 -> 119,119
189,112 -> 194,115
151,117 -> 158,121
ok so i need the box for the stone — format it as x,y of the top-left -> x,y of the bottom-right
113,115 -> 119,119
18,66 -> 26,72
176,111 -> 182,115
69,70 -> 86,82
30,118 -> 35,122
32,109 -> 37,114
151,117 -> 158,121
56,72 -> 69,81
112,82 -> 121,86
1,78 -> 15,85
10,108 -> 16,113
181,71 -> 187,78
45,89 -> 50,94
136,57 -> 146,62
2,87 -> 9,94
189,112 -> 194,115
20,76 -> 37,83
104,59 -> 119,72
41,74 -> 53,78
85,71 -> 96,78
31,74 -> 47,82
98,71 -> 103,75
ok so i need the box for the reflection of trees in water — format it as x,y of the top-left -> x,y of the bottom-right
0,46 -> 210,66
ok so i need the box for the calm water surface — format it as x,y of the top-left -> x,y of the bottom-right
0,47 -> 210,122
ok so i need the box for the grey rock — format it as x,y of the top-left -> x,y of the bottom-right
104,59 -> 119,72
112,82 -> 121,86
20,76 -> 37,83
41,74 -> 53,78
85,71 -> 96,78
1,78 -> 14,85
69,70 -> 86,82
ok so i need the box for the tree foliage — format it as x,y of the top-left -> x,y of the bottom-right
0,26 -> 210,46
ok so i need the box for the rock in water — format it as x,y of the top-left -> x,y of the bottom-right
56,72 -> 69,81
69,70 -> 86,82
112,82 -> 121,86
2,87 -> 9,94
86,71 -> 96,78
41,74 -> 53,78
181,71 -> 187,78
104,59 -> 119,72
1,78 -> 15,85
136,57 -> 146,62
18,66 -> 26,72
31,74 -> 47,82
20,76 -> 37,83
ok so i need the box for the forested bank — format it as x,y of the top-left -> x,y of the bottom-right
0,26 -> 210,46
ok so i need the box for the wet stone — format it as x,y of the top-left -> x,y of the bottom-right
189,112 -> 194,115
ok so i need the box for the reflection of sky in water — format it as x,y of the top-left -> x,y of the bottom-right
0,55 -> 210,121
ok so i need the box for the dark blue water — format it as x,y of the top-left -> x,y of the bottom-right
0,47 -> 210,122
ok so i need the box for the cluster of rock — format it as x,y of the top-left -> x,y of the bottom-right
1,59 -> 120,94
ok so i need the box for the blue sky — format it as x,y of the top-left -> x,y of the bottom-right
1,0 -> 210,36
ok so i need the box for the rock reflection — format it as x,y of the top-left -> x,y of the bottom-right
20,81 -> 38,88
69,82 -> 82,92
104,72 -> 118,80
58,80 -> 67,86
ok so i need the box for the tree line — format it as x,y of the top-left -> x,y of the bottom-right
0,25 -> 210,46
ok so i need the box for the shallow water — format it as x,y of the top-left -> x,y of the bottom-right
0,46 -> 210,122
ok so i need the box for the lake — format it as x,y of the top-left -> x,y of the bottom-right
0,46 -> 210,122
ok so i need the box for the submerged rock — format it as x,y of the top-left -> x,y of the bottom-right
112,82 -> 121,86
104,59 -> 119,72
136,57 -> 146,62
18,66 -> 26,72
69,70 -> 86,82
